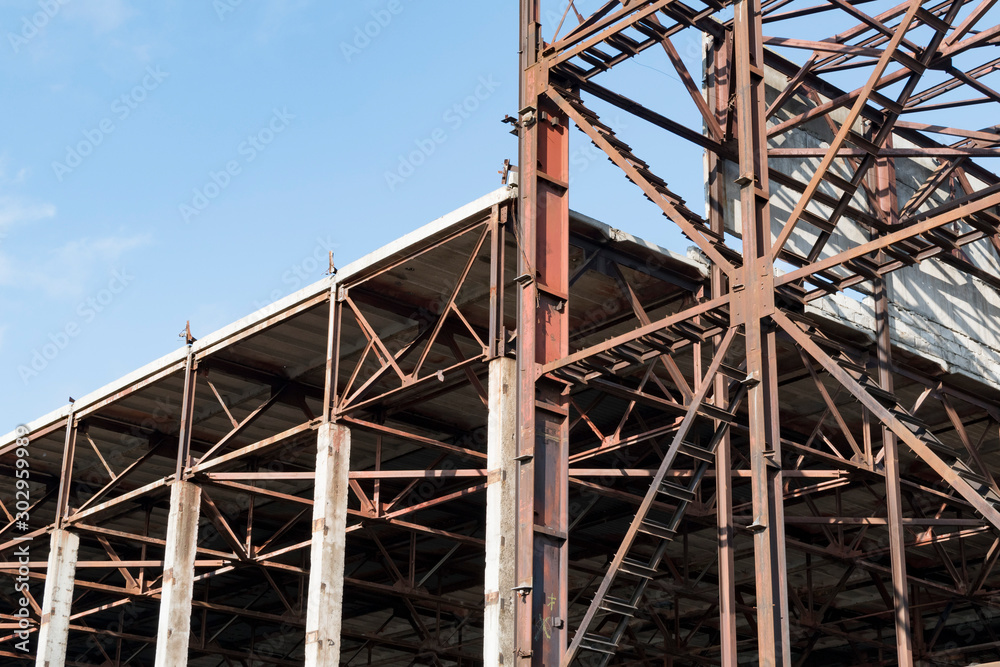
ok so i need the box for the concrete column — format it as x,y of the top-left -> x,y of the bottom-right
154,481 -> 201,667
484,357 -> 517,666
304,422 -> 351,667
34,529 -> 79,667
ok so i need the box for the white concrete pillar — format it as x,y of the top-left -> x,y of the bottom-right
304,422 -> 351,667
484,357 -> 517,666
34,529 -> 79,667
154,480 -> 201,667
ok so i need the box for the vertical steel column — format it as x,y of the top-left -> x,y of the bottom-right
707,29 -> 738,667
304,422 -> 351,667
485,357 -> 518,666
488,203 -> 508,360
323,285 -> 341,422
518,3 -> 570,664
34,529 -> 79,667
53,411 -> 77,529
155,345 -> 201,666
305,283 -> 348,666
39,407 -> 78,666
876,148 -> 914,666
733,0 -> 790,664
175,348 -> 198,481
153,480 -> 201,667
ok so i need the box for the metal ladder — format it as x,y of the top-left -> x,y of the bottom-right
564,330 -> 748,665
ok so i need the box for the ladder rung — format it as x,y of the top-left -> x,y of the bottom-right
811,277 -> 840,295
718,362 -> 746,380
835,355 -> 867,377
688,220 -> 724,243
700,403 -> 735,422
638,519 -> 676,540
813,335 -> 851,354
678,441 -> 715,462
702,307 -> 731,328
846,130 -> 881,157
554,62 -> 588,80
883,245 -> 918,266
820,169 -> 853,192
580,359 -> 609,373
611,345 -> 642,363
960,474 -> 1000,505
583,46 -> 614,63
778,281 -> 809,301
580,633 -> 618,655
638,167 -> 668,189
954,460 -> 989,487
892,409 -> 925,429
647,330 -> 682,347
605,133 -> 635,154
551,367 -> 584,382
621,341 -> 649,355
925,227 -> 959,249
951,465 -> 990,491
606,33 -> 640,55
635,17 -> 668,38
642,337 -> 674,354
712,242 -> 744,264
620,557 -> 657,579
844,257 -> 881,280
578,52 -> 611,72
801,209 -> 837,234
924,435 -> 960,460
860,382 -> 897,407
966,213 -> 1000,235
599,595 -> 638,616
658,481 -> 696,502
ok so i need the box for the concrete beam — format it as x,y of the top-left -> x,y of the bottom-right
34,529 -> 79,667
154,481 -> 201,667
484,357 -> 517,666
304,422 -> 350,667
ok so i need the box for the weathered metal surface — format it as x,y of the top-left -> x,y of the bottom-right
3,2 -> 1000,664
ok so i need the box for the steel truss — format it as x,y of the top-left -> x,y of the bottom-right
516,0 -> 1000,665
0,1 -> 999,665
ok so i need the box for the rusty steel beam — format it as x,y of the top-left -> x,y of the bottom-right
732,0 -> 792,663
515,0 -> 1000,662
875,146 -> 914,666
517,4 -> 571,664
6,2 -> 1000,665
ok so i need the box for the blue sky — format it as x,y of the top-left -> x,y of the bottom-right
5,1 -> 992,429
0,1 -> 714,428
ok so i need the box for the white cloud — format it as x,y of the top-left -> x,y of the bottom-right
0,156 -> 28,185
0,158 -> 50,232
0,233 -> 151,299
0,196 -> 56,230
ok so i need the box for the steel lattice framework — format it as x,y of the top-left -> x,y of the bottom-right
516,0 -> 1000,665
0,1 -> 1000,666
